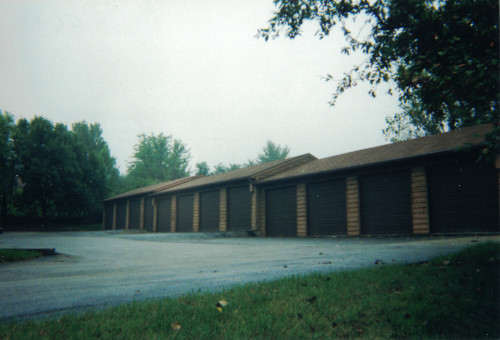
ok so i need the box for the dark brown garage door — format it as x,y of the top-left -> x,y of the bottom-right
360,170 -> 412,234
115,201 -> 127,229
129,199 -> 141,229
428,159 -> 499,233
144,197 -> 154,231
157,198 -> 172,232
227,186 -> 252,231
266,186 -> 297,236
200,190 -> 220,232
104,203 -> 114,230
307,180 -> 347,235
177,194 -> 194,232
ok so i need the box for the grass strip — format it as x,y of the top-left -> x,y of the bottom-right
0,249 -> 42,263
1,242 -> 499,339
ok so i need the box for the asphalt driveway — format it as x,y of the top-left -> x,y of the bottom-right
1,231 -> 498,321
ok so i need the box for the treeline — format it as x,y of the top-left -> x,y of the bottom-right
1,112 -> 119,225
1,111 -> 290,226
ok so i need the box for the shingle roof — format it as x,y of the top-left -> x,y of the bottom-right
154,153 -> 316,195
103,176 -> 203,201
260,124 -> 495,183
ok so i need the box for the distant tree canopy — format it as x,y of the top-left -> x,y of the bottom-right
249,140 -> 290,166
0,111 -> 119,224
125,133 -> 190,189
259,0 -> 499,151
199,140 -> 290,175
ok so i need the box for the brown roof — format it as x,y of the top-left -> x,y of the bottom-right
103,176 -> 203,201
154,153 -> 317,195
260,124 -> 494,183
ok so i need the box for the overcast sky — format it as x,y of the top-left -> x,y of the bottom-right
0,1 -> 400,174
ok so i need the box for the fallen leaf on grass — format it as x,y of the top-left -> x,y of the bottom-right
216,300 -> 229,312
171,322 -> 181,331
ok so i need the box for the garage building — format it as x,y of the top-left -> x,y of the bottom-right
103,125 -> 499,236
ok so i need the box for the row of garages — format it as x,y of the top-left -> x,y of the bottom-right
103,125 -> 499,236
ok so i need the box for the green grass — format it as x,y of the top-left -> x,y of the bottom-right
1,242 -> 499,339
0,249 -> 42,263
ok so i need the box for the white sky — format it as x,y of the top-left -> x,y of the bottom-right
0,1 -> 400,174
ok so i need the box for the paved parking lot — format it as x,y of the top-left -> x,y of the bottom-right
0,231 -> 498,321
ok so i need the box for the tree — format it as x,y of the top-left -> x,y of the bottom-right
127,133 -> 190,189
259,0 -> 499,149
195,162 -> 210,176
0,111 -> 15,224
12,117 -> 78,219
253,140 -> 290,164
72,121 -> 119,217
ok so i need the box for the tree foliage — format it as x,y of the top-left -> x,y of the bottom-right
0,113 -> 118,224
202,141 -> 290,175
253,140 -> 290,164
0,111 -> 15,224
126,133 -> 190,189
259,0 -> 499,146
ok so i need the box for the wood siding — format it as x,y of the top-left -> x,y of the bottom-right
219,189 -> 227,232
193,192 -> 200,232
297,184 -> 307,236
411,167 -> 430,234
346,176 -> 360,236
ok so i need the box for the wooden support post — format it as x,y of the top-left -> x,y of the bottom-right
193,192 -> 200,232
112,202 -> 117,230
258,189 -> 266,236
153,199 -> 158,232
346,176 -> 361,236
139,198 -> 145,229
251,187 -> 258,231
170,196 -> 177,233
219,188 -> 227,232
297,183 -> 307,237
125,201 -> 130,230
411,166 -> 430,234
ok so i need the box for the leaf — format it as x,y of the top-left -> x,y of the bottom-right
171,322 -> 181,331
216,299 -> 229,312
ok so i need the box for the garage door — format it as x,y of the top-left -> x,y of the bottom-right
307,180 -> 347,235
177,194 -> 194,232
104,203 -> 114,230
428,159 -> 499,233
360,170 -> 412,234
129,199 -> 141,229
157,198 -> 172,232
200,190 -> 220,232
115,201 -> 127,229
227,186 -> 252,231
266,186 -> 297,236
144,197 -> 154,231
